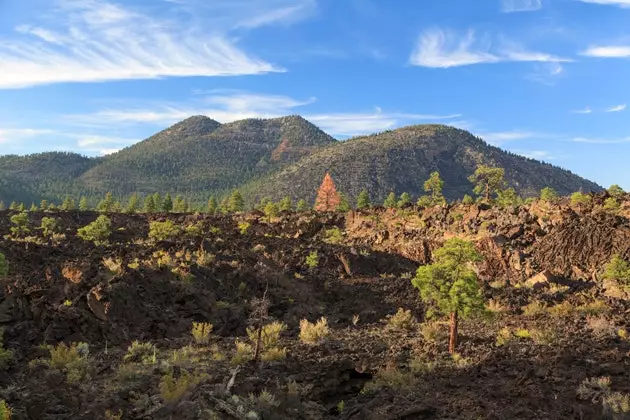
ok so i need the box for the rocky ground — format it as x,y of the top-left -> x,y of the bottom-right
0,194 -> 629,419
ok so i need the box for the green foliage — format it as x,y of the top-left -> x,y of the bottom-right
148,220 -> 181,242
79,196 -> 89,211
468,165 -> 506,201
0,253 -> 7,279
305,251 -> 319,269
77,215 -> 111,244
8,202 -> 18,211
336,193 -> 351,212
424,171 -> 445,204
40,217 -> 58,237
383,192 -> 397,209
602,255 -> 630,287
296,199 -> 308,212
540,187 -> 558,203
416,195 -> 433,207
356,189 -> 370,209
191,322 -> 213,345
61,196 -> 76,211
152,193 -> 162,212
29,203 -> 38,212
228,190 -> 245,212
97,192 -> 115,212
279,196 -> 293,212
207,196 -> 218,214
0,201 -> 5,211
299,317 -> 329,344
603,197 -> 620,211
496,188 -> 522,208
10,211 -> 30,236
324,227 -> 344,244
238,221 -> 251,235
397,192 -> 411,208
173,195 -> 187,213
39,200 -> 49,211
570,191 -> 592,207
246,321 -> 287,351
264,201 -> 279,221
49,342 -> 90,383
143,194 -> 156,213
0,399 -> 11,420
124,341 -> 157,365
125,193 -> 138,213
387,308 -> 416,331
608,184 -> 625,198
159,370 -> 203,404
0,329 -> 13,371
412,238 -> 484,318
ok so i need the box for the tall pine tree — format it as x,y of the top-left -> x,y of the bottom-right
314,173 -> 341,212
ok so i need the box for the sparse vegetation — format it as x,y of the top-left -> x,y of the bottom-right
299,317 -> 330,345
148,220 -> 181,242
191,322 -> 213,345
77,215 -> 111,244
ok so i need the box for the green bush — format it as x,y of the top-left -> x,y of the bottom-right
305,251 -> 319,269
602,255 -> 630,289
570,191 -> 591,207
148,220 -> 181,242
0,399 -> 12,420
324,227 -> 343,244
40,217 -> 58,237
77,215 -> 111,244
9,212 -> 30,236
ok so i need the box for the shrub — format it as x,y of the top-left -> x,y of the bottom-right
419,321 -> 446,343
246,321 -> 286,350
77,215 -> 111,244
462,194 -> 474,205
159,370 -> 204,404
363,365 -> 416,392
238,221 -> 251,235
0,400 -> 11,420
495,327 -> 513,346
49,342 -> 90,383
530,327 -> 557,345
299,317 -> 330,345
540,187 -> 558,203
577,376 -> 611,402
604,197 -> 621,212
103,257 -> 124,276
124,341 -> 157,365
231,340 -> 253,365
260,347 -> 287,361
191,322 -> 213,345
514,328 -> 531,339
0,329 -> 13,371
602,255 -> 630,289
9,212 -> 30,236
570,191 -> 591,207
522,300 -> 547,317
586,316 -> 615,339
148,220 -> 181,242
323,227 -> 343,244
105,410 -> 122,420
603,392 -> 630,415
40,217 -> 58,237
387,308 -> 416,331
305,251 -> 319,269
0,253 -> 7,279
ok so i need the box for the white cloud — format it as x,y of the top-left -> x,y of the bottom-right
581,45 -> 630,57
235,1 -> 316,28
572,107 -> 592,114
99,148 -> 121,155
575,0 -> 630,7
0,128 -> 54,143
574,137 -> 630,144
606,104 -> 627,112
0,0 -> 282,89
410,28 -> 570,68
513,149 -> 555,160
477,130 -> 536,145
502,0 -> 543,13
526,61 -> 564,85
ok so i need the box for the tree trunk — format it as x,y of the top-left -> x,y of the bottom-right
485,182 -> 490,202
449,311 -> 458,354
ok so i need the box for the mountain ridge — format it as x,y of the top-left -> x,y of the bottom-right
0,116 -> 601,205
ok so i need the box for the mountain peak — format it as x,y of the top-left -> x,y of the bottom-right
169,115 -> 221,137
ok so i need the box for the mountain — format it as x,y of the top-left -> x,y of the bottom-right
0,117 -> 601,205
243,124 -> 601,203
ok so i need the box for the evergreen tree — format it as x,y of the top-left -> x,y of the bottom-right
356,189 -> 370,209
48,203 -> 57,211
468,166 -> 506,202
413,238 -> 484,353
9,202 -> 18,210
173,195 -> 186,213
496,188 -> 521,208
162,193 -> 173,212
539,187 -> 558,203
0,201 -> 5,211
398,192 -> 411,208
152,193 -> 162,212
207,196 -> 218,214
279,196 -> 293,212
228,190 -> 245,212
18,203 -> 25,212
264,201 -> 279,222
111,201 -> 122,213
608,184 -> 625,198
256,197 -> 271,211
61,196 -> 76,211
97,192 -> 115,212
314,173 -> 341,212
79,196 -> 89,211
30,203 -> 38,212
337,193 -> 351,212
424,171 -> 445,204
462,194 -> 474,205
143,194 -> 156,213
40,200 -> 49,211
219,197 -> 230,214
383,192 -> 397,209
126,193 -> 139,213
296,199 -> 308,212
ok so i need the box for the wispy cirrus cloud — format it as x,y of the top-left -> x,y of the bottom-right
572,107 -> 592,114
0,128 -> 54,144
575,0 -> 630,7
501,0 -> 543,13
234,0 -> 316,28
581,45 -> 630,58
606,104 -> 627,112
409,28 -> 571,68
0,0 -> 294,89
572,136 -> 630,143
476,130 -> 537,145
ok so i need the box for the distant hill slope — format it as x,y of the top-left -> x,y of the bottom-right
243,125 -> 601,203
0,117 -> 601,205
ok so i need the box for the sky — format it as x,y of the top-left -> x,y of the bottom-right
1,0 -> 630,188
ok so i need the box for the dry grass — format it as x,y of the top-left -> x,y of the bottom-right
299,317 -> 330,345
522,301 -> 546,318
102,257 -> 124,276
386,308 -> 416,331
159,370 -> 204,404
577,376 -> 611,402
191,322 -> 213,345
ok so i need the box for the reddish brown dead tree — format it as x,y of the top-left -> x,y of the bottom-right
315,172 -> 341,211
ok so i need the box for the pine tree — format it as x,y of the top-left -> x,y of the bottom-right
97,192 -> 115,212
356,189 -> 370,209
126,193 -> 139,213
219,197 -> 230,214
18,203 -> 25,212
79,196 -> 89,211
413,238 -> 484,353
424,171 -> 445,205
398,192 -> 411,208
162,193 -> 173,212
30,203 -> 38,212
153,193 -> 162,212
173,195 -> 186,213
61,196 -> 76,211
207,196 -> 218,214
143,194 -> 156,213
608,184 -> 625,198
337,193 -> 351,212
264,201 -> 279,222
228,190 -> 245,212
314,173 -> 341,212
40,200 -> 49,211
462,194 -> 474,205
539,187 -> 558,203
468,166 -> 506,202
383,192 -> 397,209
296,199 -> 308,212
9,202 -> 18,210
279,196 -> 293,212
0,201 -> 5,211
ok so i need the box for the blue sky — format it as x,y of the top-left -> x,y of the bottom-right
1,0 -> 630,188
